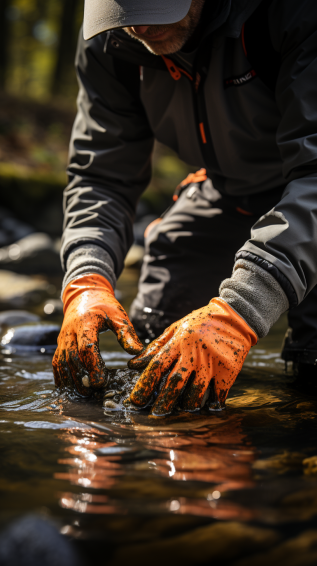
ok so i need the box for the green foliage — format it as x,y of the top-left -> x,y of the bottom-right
0,3 -> 195,223
0,161 -> 65,236
4,0 -> 84,99
0,161 -> 66,194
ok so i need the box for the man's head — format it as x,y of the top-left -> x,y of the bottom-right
123,0 -> 205,55
83,0 -> 205,53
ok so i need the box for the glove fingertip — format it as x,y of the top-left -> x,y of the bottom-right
90,373 -> 107,389
128,357 -> 148,370
128,388 -> 152,408
128,391 -> 141,406
124,344 -> 145,356
150,408 -> 171,418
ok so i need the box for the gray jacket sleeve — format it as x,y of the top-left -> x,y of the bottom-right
60,29 -> 154,278
236,0 -> 317,308
62,244 -> 116,295
219,259 -> 289,338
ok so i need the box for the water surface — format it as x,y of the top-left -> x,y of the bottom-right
1,275 -> 317,565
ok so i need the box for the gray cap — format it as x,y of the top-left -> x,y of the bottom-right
83,0 -> 192,40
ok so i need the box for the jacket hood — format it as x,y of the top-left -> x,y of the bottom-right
224,0 -> 264,38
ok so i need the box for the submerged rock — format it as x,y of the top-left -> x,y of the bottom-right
0,323 -> 60,353
0,514 -> 80,566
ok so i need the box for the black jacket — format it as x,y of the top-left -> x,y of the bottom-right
62,0 -> 317,308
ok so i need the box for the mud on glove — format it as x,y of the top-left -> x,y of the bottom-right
127,298 -> 257,416
52,274 -> 144,395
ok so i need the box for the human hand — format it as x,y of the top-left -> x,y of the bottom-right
128,298 -> 257,415
52,274 -> 144,395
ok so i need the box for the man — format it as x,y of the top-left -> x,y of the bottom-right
52,0 -> 317,415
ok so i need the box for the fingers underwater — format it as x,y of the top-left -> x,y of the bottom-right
151,359 -> 192,416
77,326 -> 107,389
181,370 -> 210,412
129,356 -> 164,407
67,349 -> 92,396
52,353 -> 62,388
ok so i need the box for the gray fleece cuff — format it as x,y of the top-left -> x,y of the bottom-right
219,259 -> 289,338
62,244 -> 116,297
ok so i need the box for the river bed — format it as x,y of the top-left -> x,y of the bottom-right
1,270 -> 317,565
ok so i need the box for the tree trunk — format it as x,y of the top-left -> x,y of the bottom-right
51,0 -> 82,96
0,0 -> 10,89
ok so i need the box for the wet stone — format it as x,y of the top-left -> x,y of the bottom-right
0,232 -> 62,275
102,368 -> 141,411
0,270 -> 53,309
0,206 -> 34,248
0,310 -> 40,332
0,323 -> 60,354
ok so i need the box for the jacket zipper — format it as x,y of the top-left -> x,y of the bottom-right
192,39 -> 218,170
161,49 -> 216,170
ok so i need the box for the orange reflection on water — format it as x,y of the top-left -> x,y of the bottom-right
56,414 -> 256,519
136,414 -> 255,489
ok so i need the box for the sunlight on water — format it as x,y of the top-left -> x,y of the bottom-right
1,309 -> 317,565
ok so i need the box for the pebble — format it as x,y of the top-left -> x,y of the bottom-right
102,368 -> 141,410
103,390 -> 122,399
103,400 -> 119,409
82,376 -> 90,388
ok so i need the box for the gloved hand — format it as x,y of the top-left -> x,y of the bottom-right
52,274 -> 144,395
127,298 -> 257,416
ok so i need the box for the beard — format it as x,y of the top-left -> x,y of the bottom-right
124,0 -> 205,55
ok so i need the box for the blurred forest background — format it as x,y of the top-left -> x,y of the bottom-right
0,0 -> 191,240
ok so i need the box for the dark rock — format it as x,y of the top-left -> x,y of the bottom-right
0,207 -> 34,247
0,270 -> 54,309
0,514 -> 81,566
0,233 -> 62,275
1,323 -> 60,353
0,310 -> 40,331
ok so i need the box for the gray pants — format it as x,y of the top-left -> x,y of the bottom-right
130,180 -> 317,365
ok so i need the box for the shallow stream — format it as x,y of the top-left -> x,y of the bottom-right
1,270 -> 317,565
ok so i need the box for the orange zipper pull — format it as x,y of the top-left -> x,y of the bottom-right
161,56 -> 181,80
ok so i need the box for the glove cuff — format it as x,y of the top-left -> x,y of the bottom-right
219,259 -> 289,338
62,273 -> 114,314
62,244 -> 116,297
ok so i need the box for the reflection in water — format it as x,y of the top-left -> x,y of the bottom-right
1,314 -> 317,564
57,413 -> 256,521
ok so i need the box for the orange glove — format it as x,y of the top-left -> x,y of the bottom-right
52,274 -> 144,395
128,298 -> 257,416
